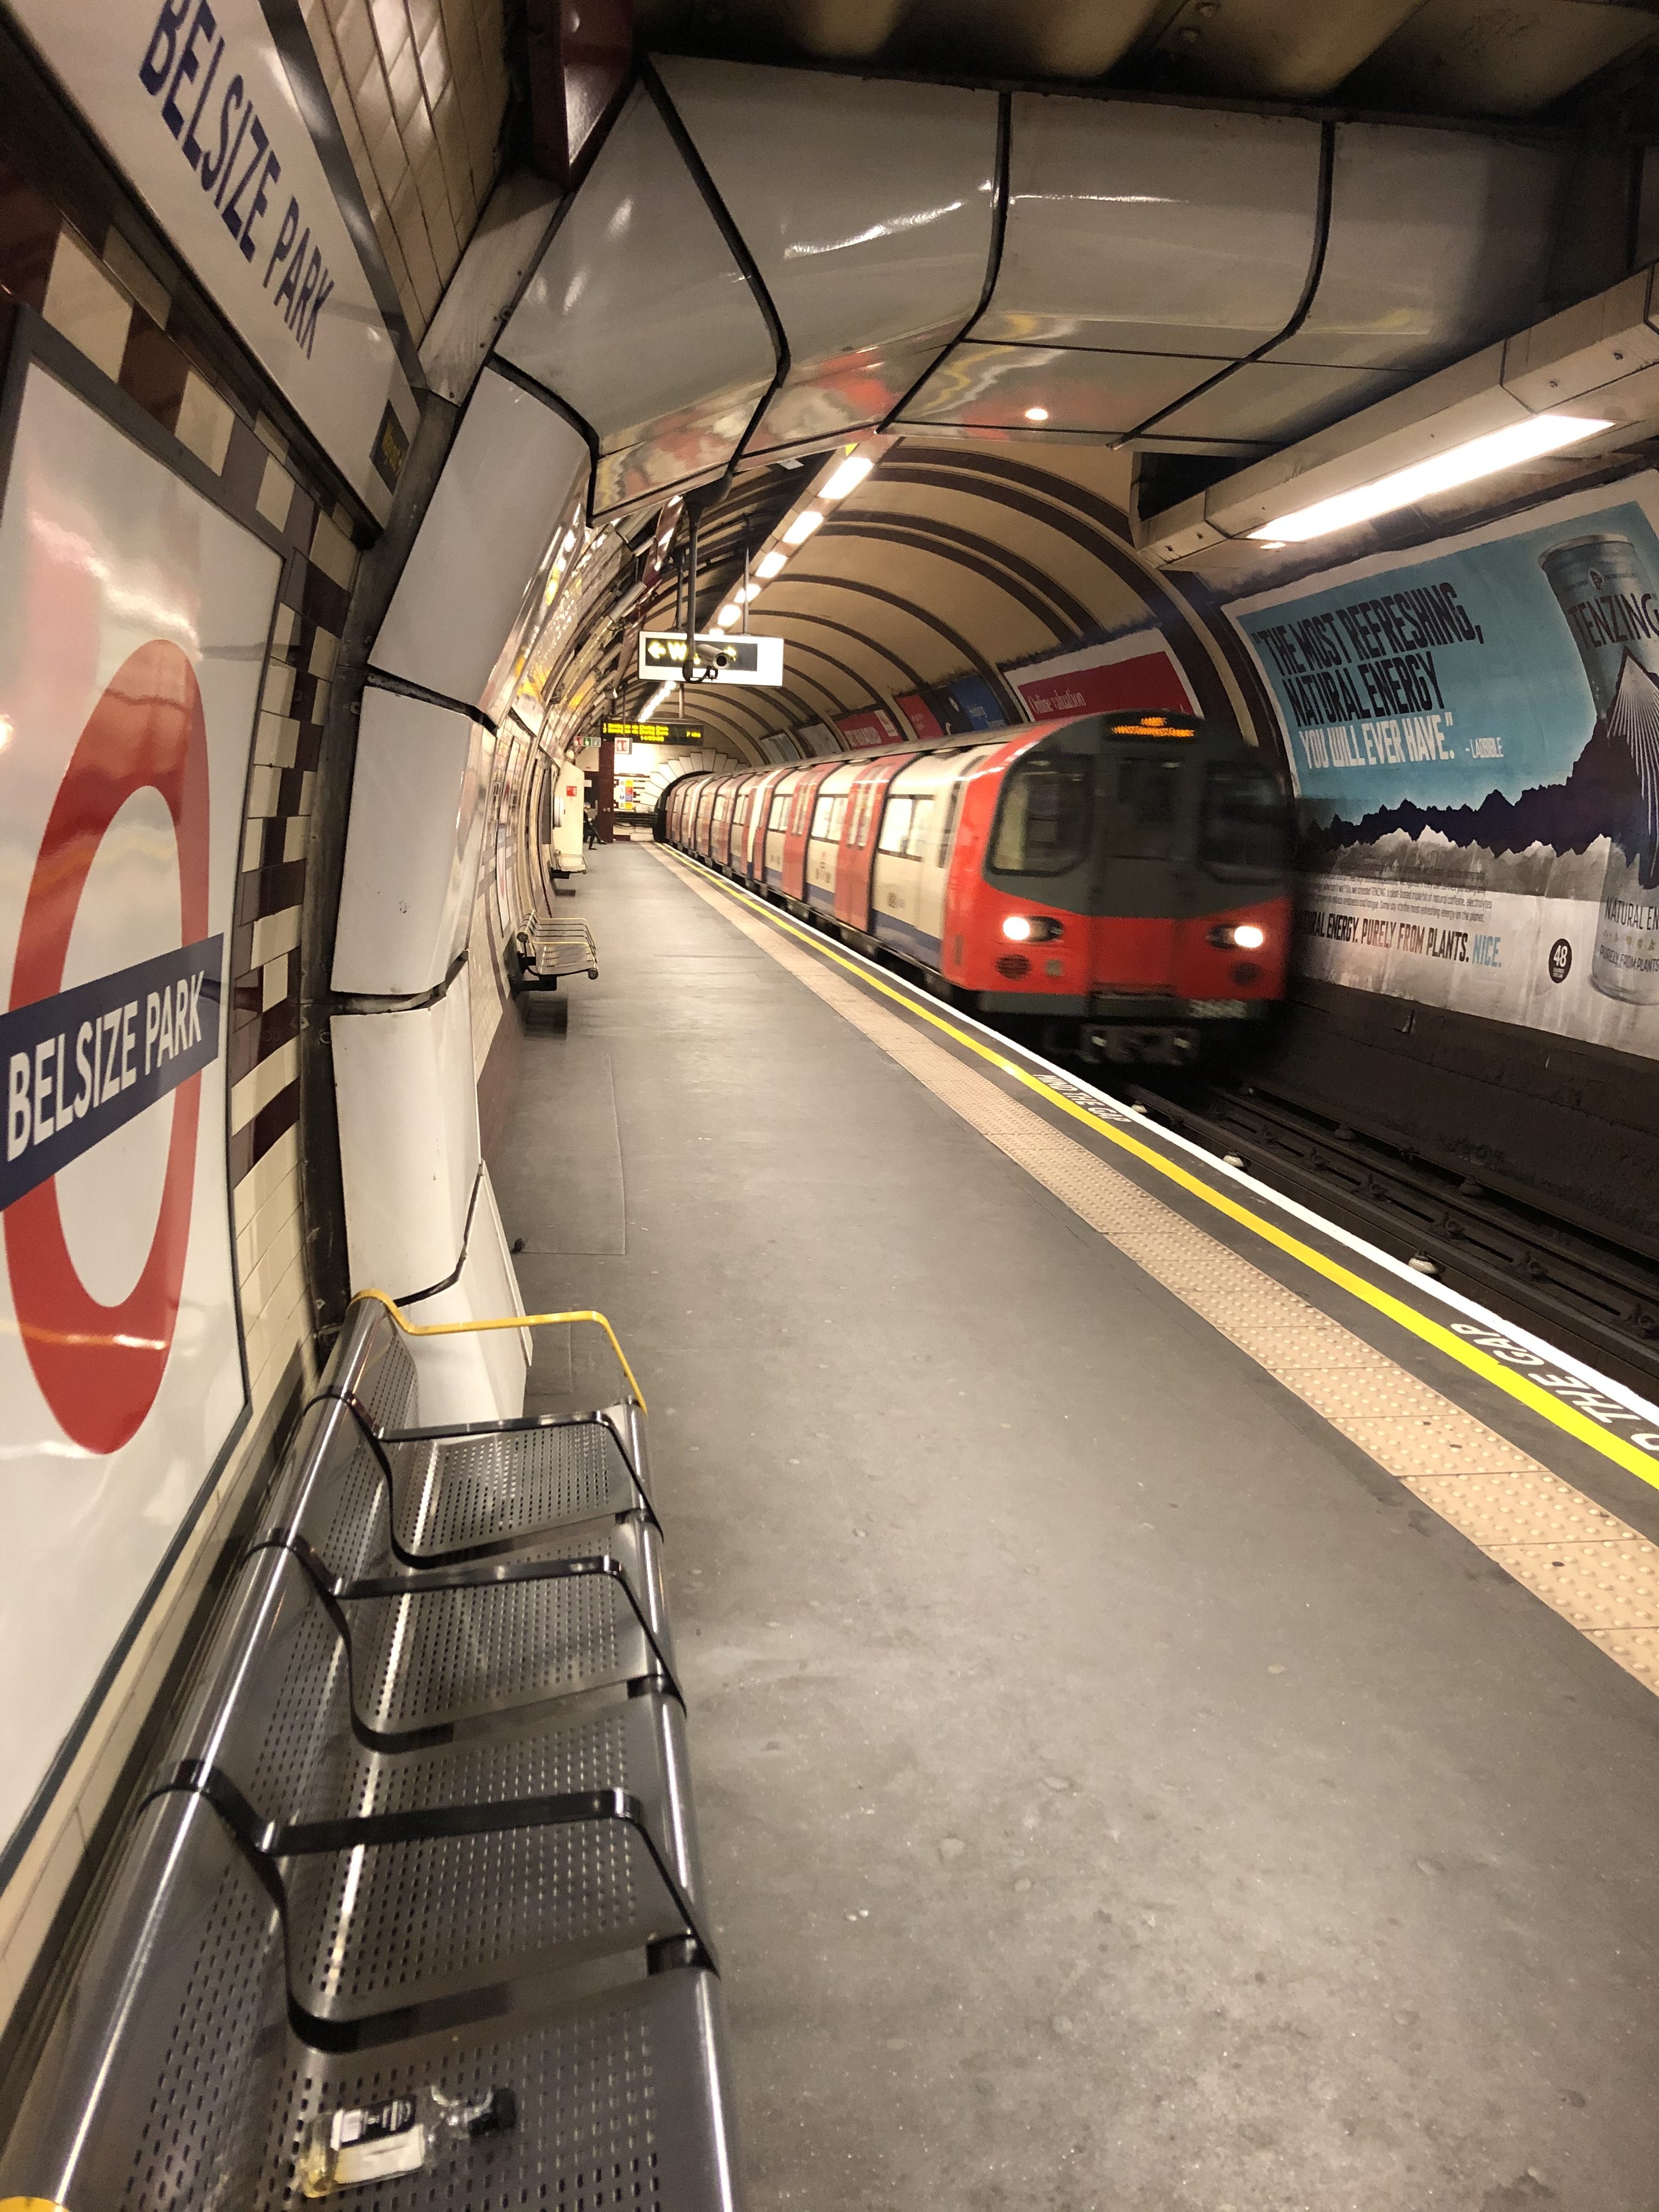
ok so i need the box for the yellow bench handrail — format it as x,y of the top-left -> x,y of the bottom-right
352,1288 -> 646,1414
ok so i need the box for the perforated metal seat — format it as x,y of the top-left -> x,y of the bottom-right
315,1296 -> 656,1558
258,1396 -> 678,1720
1,1792 -> 742,2212
159,1550 -> 707,2021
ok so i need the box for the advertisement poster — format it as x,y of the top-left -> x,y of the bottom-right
1231,476 -> 1659,1060
898,673 -> 1006,737
1008,628 -> 1197,722
0,360 -> 277,1860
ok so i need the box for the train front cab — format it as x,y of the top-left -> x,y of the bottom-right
943,713 -> 1292,1064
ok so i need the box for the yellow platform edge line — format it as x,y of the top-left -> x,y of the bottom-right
678,856 -> 1659,1496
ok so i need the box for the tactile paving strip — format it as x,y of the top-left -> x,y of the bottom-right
659,851 -> 1659,1701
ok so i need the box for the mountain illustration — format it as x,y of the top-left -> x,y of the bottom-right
1302,650 -> 1659,889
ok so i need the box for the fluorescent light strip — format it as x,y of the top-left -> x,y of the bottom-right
821,452 -> 874,500
757,550 -> 787,579
1249,413 -> 1613,545
782,507 -> 824,545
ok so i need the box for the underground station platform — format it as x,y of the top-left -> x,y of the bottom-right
482,844 -> 1659,2212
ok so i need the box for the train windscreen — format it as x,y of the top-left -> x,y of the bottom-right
988,754 -> 1092,876
1097,755 -> 1183,859
1198,759 -> 1291,877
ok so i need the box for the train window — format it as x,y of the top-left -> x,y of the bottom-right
811,792 -> 836,838
769,790 -> 792,830
1097,757 -> 1182,859
1199,760 -> 1290,874
989,754 -> 1092,876
905,798 -> 935,858
878,795 -> 915,853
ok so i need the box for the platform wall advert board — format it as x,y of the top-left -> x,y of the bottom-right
0,345 -> 279,1869
1229,475 -> 1659,1062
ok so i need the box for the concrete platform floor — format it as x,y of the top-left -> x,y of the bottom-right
490,846 -> 1659,2212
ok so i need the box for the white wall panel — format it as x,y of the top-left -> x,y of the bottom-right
331,974 -> 481,1299
1269,125 -> 1564,373
902,340 -> 1215,434
498,84 -> 775,512
656,57 -> 997,453
332,690 -> 492,996
373,368 -> 590,708
1148,359 -> 1407,445
398,1167 -> 527,1424
986,98 -> 1322,357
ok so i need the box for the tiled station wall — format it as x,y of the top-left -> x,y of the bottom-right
300,0 -> 513,335
0,178 -> 361,2036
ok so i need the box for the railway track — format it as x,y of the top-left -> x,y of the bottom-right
1124,1077 -> 1659,1400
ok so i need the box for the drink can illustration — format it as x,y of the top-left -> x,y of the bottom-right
1540,533 -> 1659,1003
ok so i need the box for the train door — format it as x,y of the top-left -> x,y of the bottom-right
911,748 -> 995,952
834,752 -> 917,929
805,763 -> 858,912
764,768 -> 805,887
869,757 -> 956,962
730,781 -> 753,873
744,766 -> 791,882
709,777 -> 736,866
782,760 -> 839,901
693,779 -> 721,856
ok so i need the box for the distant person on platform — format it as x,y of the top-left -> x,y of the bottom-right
583,803 -> 599,849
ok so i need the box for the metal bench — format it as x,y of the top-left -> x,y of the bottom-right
511,915 -> 598,992
161,1545 -> 710,2024
0,1293 -> 743,2209
315,1299 -> 656,1554
1,1792 -> 738,2209
258,1393 -> 681,1728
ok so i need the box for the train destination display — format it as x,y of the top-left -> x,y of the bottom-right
1231,475 -> 1659,1063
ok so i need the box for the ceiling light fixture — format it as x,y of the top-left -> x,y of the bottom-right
716,603 -> 741,627
757,550 -> 788,578
1248,413 -> 1613,544
821,452 -> 874,500
1024,406 -> 1049,423
782,508 -> 824,545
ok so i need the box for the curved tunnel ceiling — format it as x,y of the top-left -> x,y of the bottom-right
452,49 -> 1658,783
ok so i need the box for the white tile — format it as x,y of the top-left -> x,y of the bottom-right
262,662 -> 297,717
283,814 -> 310,863
262,951 -> 292,1010
175,370 -> 235,473
229,1034 -> 298,1131
251,905 -> 302,968
310,510 -> 357,588
42,228 -> 132,380
309,627 -> 341,679
257,453 -> 294,528
246,762 -> 282,817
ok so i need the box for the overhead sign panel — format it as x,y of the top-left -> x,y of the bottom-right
601,720 -> 705,743
9,0 -> 416,520
638,631 -> 784,686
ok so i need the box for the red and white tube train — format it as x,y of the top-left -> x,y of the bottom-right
660,709 -> 1294,1063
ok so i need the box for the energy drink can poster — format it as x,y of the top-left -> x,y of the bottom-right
1228,472 -> 1659,1059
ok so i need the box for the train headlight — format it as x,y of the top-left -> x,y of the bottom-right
1002,914 -> 1062,943
1208,922 -> 1266,950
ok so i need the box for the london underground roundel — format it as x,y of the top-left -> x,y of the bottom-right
4,642 -> 211,1452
